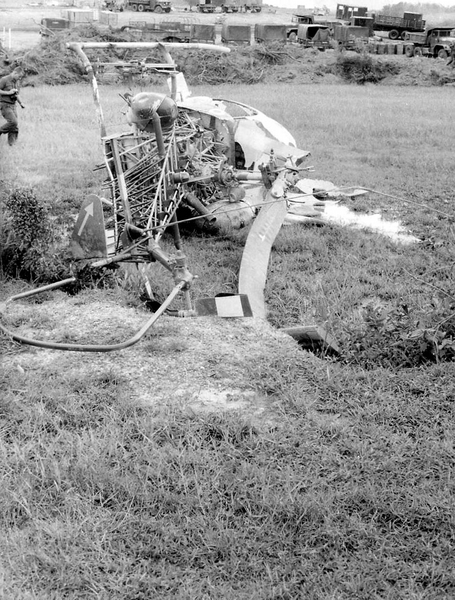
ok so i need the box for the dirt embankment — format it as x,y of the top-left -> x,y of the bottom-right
1,2 -> 455,88
4,25 -> 455,89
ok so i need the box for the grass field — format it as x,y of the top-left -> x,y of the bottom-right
1,81 -> 455,598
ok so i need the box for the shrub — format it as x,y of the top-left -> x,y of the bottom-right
341,299 -> 455,368
0,186 -> 70,282
335,53 -> 400,84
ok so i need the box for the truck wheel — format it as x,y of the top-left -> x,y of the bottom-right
154,5 -> 163,12
388,29 -> 399,40
401,30 -> 408,40
137,3 -> 144,11
414,47 -> 422,56
405,45 -> 414,57
437,49 -> 448,59
131,3 -> 138,9
288,32 -> 297,42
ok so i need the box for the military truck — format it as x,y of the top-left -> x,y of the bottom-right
40,17 -> 71,36
297,24 -> 331,50
335,4 -> 368,21
243,0 -> 262,13
197,0 -> 239,12
121,20 -> 192,42
404,27 -> 455,58
286,10 -> 338,42
126,0 -> 171,13
371,11 -> 425,40
335,4 -> 425,40
332,22 -> 370,49
102,0 -> 124,10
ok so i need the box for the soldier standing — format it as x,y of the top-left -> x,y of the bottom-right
0,66 -> 24,147
447,42 -> 455,67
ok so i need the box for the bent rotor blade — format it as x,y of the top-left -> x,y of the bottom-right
238,177 -> 288,319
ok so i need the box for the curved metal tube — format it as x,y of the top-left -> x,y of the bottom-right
68,42 -> 230,53
0,280 -> 186,353
5,277 -> 77,302
67,43 -> 107,137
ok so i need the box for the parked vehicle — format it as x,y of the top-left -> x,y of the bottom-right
335,4 -> 368,21
332,23 -> 370,49
335,4 -> 425,40
221,1 -> 240,13
297,24 -> 331,50
121,20 -> 191,41
126,0 -> 171,13
349,15 -> 374,35
197,0 -> 240,12
255,23 -> 287,43
102,0 -> 124,10
221,23 -> 251,44
371,11 -> 425,40
287,10 -> 338,42
243,0 -> 262,13
196,0 -> 214,12
404,27 -> 455,58
40,17 -> 71,36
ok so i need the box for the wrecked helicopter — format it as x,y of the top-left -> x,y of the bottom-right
1,42 -> 364,352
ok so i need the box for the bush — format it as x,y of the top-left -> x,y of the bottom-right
335,52 -> 400,84
341,299 -> 455,368
0,186 -> 70,282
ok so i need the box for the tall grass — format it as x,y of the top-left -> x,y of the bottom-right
1,83 -> 455,598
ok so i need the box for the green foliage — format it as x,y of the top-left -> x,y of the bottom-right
341,299 -> 455,368
336,52 -> 400,84
21,36 -> 86,86
19,26 -> 142,87
382,2 -> 455,16
1,187 -> 69,282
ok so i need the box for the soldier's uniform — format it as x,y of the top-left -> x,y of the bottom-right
447,43 -> 455,67
0,68 -> 22,146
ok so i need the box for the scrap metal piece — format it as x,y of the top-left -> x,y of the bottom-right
281,325 -> 341,354
195,294 -> 253,318
71,194 -> 107,259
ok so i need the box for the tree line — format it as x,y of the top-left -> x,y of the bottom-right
381,3 -> 455,15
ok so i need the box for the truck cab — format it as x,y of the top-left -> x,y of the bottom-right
405,27 -> 455,58
426,28 -> 455,58
335,3 -> 368,21
127,0 -> 171,13
197,0 -> 216,12
288,11 -> 329,42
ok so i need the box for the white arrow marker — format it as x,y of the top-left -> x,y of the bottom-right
78,203 -> 94,236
